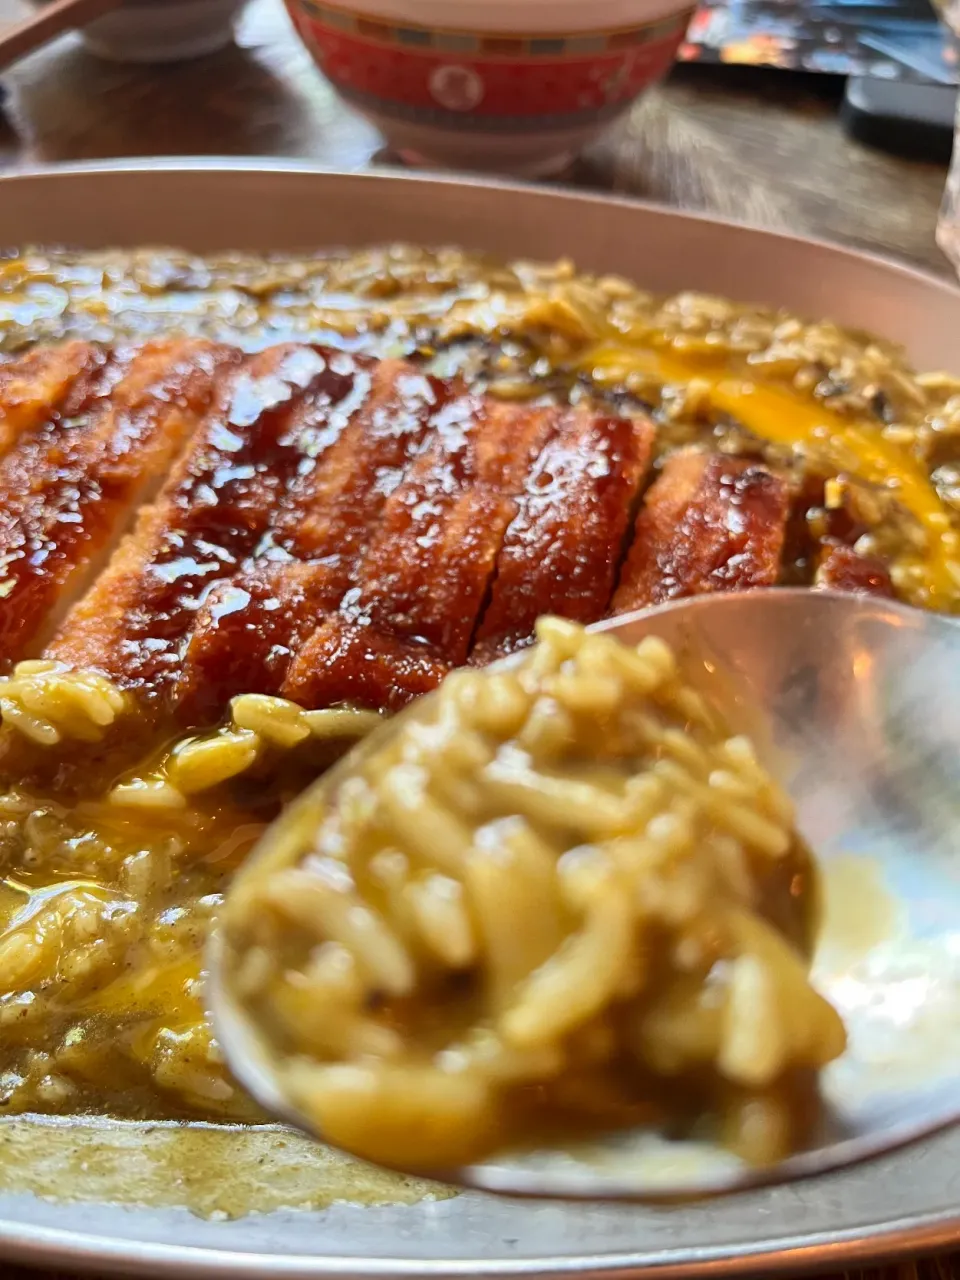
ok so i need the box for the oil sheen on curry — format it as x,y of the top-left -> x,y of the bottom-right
0,244 -> 956,1129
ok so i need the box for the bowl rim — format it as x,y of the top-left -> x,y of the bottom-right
280,0 -> 694,35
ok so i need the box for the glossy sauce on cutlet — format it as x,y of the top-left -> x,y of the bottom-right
269,363 -> 453,560
613,452 -> 790,611
283,618 -> 453,712
472,410 -> 654,662
0,342 -> 229,664
0,341 -> 106,458
281,396 -> 560,707
344,396 -> 560,656
52,347 -> 369,700
176,562 -> 344,724
0,347 -> 118,657
175,361 -> 452,719
140,346 -> 355,607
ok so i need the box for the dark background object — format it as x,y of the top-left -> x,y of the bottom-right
841,74 -> 956,160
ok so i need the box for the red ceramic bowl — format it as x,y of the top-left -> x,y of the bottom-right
285,0 -> 693,176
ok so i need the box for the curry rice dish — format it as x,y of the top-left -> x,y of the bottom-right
222,618 -> 846,1172
0,244 -> 956,1129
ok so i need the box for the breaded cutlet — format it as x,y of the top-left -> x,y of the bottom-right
612,452 -> 790,612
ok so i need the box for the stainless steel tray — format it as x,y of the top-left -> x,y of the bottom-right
0,160 -> 958,1279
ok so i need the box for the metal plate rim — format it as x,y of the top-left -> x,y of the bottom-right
2,1201 -> 960,1280
1,155 -> 957,304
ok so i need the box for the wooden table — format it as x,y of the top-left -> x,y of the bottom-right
0,0 -> 956,1275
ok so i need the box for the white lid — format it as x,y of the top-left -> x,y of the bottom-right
80,0 -> 242,63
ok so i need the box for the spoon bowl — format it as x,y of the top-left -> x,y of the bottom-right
209,589 -> 960,1201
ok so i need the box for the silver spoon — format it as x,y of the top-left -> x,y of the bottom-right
208,589 -> 960,1201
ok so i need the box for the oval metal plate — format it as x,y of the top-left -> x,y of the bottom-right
0,160 -> 958,1278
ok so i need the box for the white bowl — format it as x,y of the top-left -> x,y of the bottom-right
27,0 -> 246,63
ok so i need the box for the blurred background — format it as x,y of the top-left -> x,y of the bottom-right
0,0 -> 954,270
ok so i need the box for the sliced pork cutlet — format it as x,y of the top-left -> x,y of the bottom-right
815,544 -> 894,597
282,615 -> 453,715
470,410 -> 656,665
611,451 -> 790,613
0,339 -> 239,667
0,341 -> 107,458
46,344 -> 369,707
282,397 -> 562,712
174,359 -> 453,724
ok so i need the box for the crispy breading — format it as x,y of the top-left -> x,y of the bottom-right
0,339 -> 237,665
10,340 -> 810,725
471,410 -> 655,663
281,398 -> 559,708
45,343 -> 343,699
0,341 -> 108,458
269,360 -> 455,560
612,452 -> 789,612
175,563 -> 344,725
282,618 -> 451,713
175,358 -> 450,718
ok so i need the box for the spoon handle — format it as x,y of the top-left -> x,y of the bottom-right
0,0 -> 123,71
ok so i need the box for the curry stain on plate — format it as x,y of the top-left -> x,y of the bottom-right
0,1118 -> 454,1217
816,853 -> 960,1104
818,854 -> 903,963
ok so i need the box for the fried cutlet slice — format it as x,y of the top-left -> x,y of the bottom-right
174,360 -> 453,723
281,397 -> 562,710
46,344 -> 364,702
0,339 -> 238,666
470,410 -> 655,664
611,452 -> 790,612
282,619 -> 453,714
0,341 -> 108,458
268,362 -> 453,560
174,562 -> 345,723
815,544 -> 894,597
